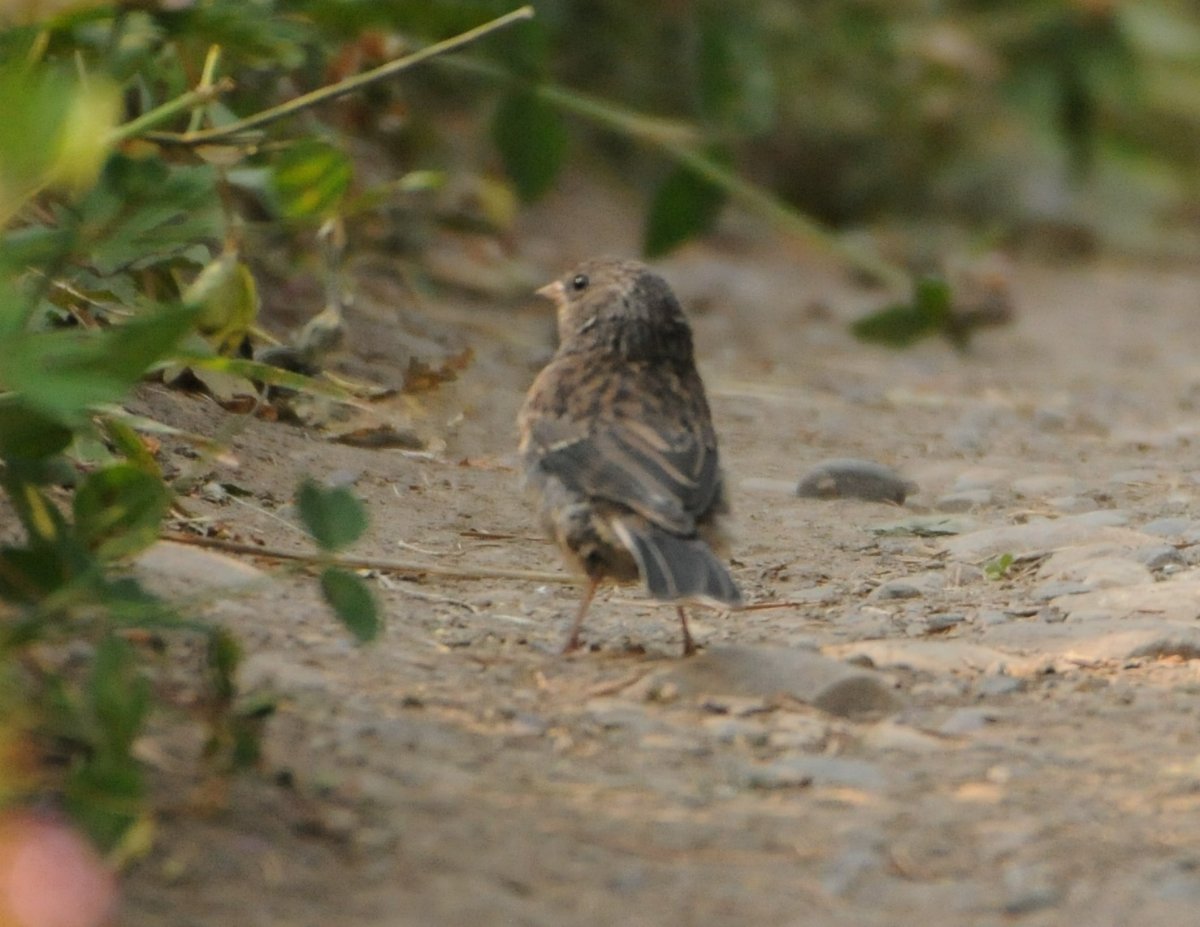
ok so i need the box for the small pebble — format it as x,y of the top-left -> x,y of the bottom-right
797,458 -> 916,504
939,707 -> 997,734
975,674 -> 1023,697
1143,517 -> 1198,538
935,489 -> 993,512
926,613 -> 966,633
1034,580 -> 1093,601
871,580 -> 923,601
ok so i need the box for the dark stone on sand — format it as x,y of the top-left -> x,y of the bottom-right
641,645 -> 901,719
796,458 -> 917,504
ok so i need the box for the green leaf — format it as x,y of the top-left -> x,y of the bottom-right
101,416 -> 162,477
207,628 -> 241,703
90,634 -> 150,755
62,633 -> 150,846
1,305 -> 197,424
295,478 -> 367,552
492,89 -> 569,202
0,397 -> 73,460
176,354 -> 352,400
270,141 -> 353,220
643,152 -> 728,258
0,64 -> 73,205
319,566 -> 380,643
99,576 -> 178,627
697,7 -> 777,134
65,755 -> 145,852
73,463 -> 172,560
3,481 -> 70,547
76,156 -> 222,275
985,552 -> 1015,580
0,544 -> 73,606
851,277 -> 952,348
183,249 -> 260,351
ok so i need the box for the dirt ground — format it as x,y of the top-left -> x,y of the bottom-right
119,177 -> 1200,927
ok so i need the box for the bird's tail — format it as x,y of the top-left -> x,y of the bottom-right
611,518 -> 742,608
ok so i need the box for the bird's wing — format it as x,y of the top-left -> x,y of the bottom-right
526,413 -> 719,536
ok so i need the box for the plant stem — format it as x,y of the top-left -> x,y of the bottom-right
159,533 -> 578,585
187,44 -> 224,135
439,56 -> 910,292
662,143 -> 911,292
145,5 -> 536,147
107,78 -> 236,146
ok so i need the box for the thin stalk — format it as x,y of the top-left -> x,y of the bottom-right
106,78 -> 235,146
187,44 -> 223,134
145,5 -> 536,147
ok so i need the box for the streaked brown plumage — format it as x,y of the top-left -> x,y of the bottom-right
518,258 -> 741,655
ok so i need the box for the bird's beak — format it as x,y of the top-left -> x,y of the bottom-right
536,280 -> 564,303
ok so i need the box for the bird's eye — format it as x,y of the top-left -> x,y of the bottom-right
570,273 -> 589,292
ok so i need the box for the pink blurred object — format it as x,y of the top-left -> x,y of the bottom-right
0,813 -> 118,927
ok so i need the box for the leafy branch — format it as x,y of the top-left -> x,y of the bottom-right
145,5 -> 536,147
441,55 -> 910,292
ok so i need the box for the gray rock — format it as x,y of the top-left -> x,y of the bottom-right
201,481 -> 230,503
860,720 -> 952,752
942,518 -> 1162,563
1012,474 -> 1084,498
1143,517 -> 1199,539
835,607 -> 896,639
797,458 -> 917,504
1069,509 -> 1131,528
975,673 -> 1023,697
585,699 -> 667,735
935,489 -> 994,512
1045,495 -> 1094,514
926,613 -> 967,632
1132,544 -> 1187,571
871,580 -> 923,600
825,639 -> 1010,675
938,707 -> 998,734
1109,467 -> 1162,486
1151,860 -> 1200,902
1048,578 -> 1200,624
134,540 -> 270,591
240,652 -> 330,693
635,645 -> 901,718
765,714 -> 828,750
821,833 -> 886,897
1001,864 -> 1062,915
1039,604 -> 1068,623
981,619 -> 1200,665
741,754 -> 887,790
1033,405 -> 1069,431
786,584 -> 843,605
702,716 -> 769,746
1033,580 -> 1093,601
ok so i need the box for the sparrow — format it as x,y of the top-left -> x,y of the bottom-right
518,258 -> 741,656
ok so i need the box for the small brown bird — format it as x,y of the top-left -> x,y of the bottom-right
518,258 -> 741,655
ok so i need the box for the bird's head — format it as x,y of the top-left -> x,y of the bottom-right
536,258 -> 693,361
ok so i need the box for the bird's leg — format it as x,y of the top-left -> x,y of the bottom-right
562,579 -> 598,654
677,606 -> 697,657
